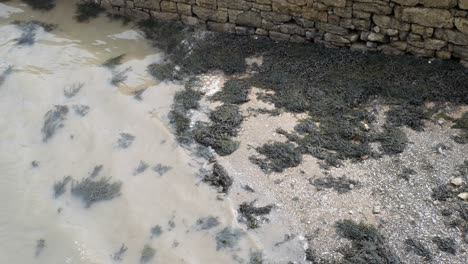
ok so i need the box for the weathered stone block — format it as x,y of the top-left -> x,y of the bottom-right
316,22 -> 349,35
461,0 -> 468,10
353,3 -> 392,15
396,7 -> 453,28
455,18 -> 468,35
193,6 -> 228,22
324,32 -> 350,44
235,11 -> 262,28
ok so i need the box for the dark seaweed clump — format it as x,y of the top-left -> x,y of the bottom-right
111,67 -> 131,86
238,201 -> 274,229
140,245 -> 155,263
150,225 -> 163,238
53,175 -> 72,198
335,220 -> 402,264
311,175 -> 359,194
71,176 -> 122,208
405,238 -> 432,261
13,20 -> 57,32
212,79 -> 251,105
41,105 -> 68,142
452,112 -> 468,144
250,142 -> 302,173
193,104 -> 243,156
152,163 -> 172,176
14,20 -> 57,46
74,2 -> 105,23
133,161 -> 149,175
203,162 -> 233,194
432,236 -> 457,255
21,0 -> 56,11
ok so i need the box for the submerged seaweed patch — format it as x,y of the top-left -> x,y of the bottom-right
103,54 -> 125,69
111,67 -> 132,86
150,225 -> 163,238
112,244 -> 128,261
153,163 -> 172,176
74,2 -> 105,23
196,216 -> 220,230
35,239 -> 46,257
41,105 -> 68,142
64,82 -> 84,98
238,201 -> 274,229
211,79 -> 251,105
21,0 -> 56,11
53,175 -> 72,198
117,133 -> 135,149
335,220 -> 402,264
71,176 -> 122,208
140,244 -> 156,263
133,161 -> 149,175
72,105 -> 90,116
215,227 -> 244,250
0,65 -> 13,86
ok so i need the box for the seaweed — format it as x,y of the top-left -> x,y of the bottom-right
74,2 -> 105,23
196,216 -> 220,230
451,114 -> 468,144
398,168 -> 416,181
386,104 -> 427,131
53,175 -> 71,198
13,20 -> 57,32
112,244 -> 128,261
148,62 -> 179,81
106,13 -> 131,25
0,65 -> 13,86
431,184 -> 453,202
374,128 -> 408,155
41,105 -> 68,142
64,82 -> 84,98
150,225 -> 163,238
140,244 -> 155,263
89,165 -> 103,178
71,176 -> 122,208
249,142 -> 302,173
193,104 -> 243,156
35,239 -> 45,257
335,219 -> 402,264
249,251 -> 263,264
405,238 -> 432,261
215,227 -> 244,250
72,105 -> 90,116
311,175 -> 359,194
111,67 -> 131,86
133,161 -> 149,175
133,88 -> 147,101
203,162 -> 233,194
103,54 -> 125,69
212,79 -> 251,105
16,22 -> 37,45
152,163 -> 172,176
116,133 -> 135,149
432,236 -> 457,255
238,201 -> 274,229
21,0 -> 56,11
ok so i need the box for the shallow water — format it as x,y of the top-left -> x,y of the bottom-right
0,1 -> 290,263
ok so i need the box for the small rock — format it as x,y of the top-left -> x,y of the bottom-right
349,184 -> 354,189
457,192 -> 468,201
450,177 -> 464,186
373,206 -> 382,214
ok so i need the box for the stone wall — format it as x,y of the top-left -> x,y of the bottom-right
89,0 -> 468,65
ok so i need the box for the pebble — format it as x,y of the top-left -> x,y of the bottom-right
450,177 -> 464,186
457,192 -> 468,201
373,206 -> 381,214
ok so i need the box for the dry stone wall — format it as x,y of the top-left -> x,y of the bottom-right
89,0 -> 468,65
